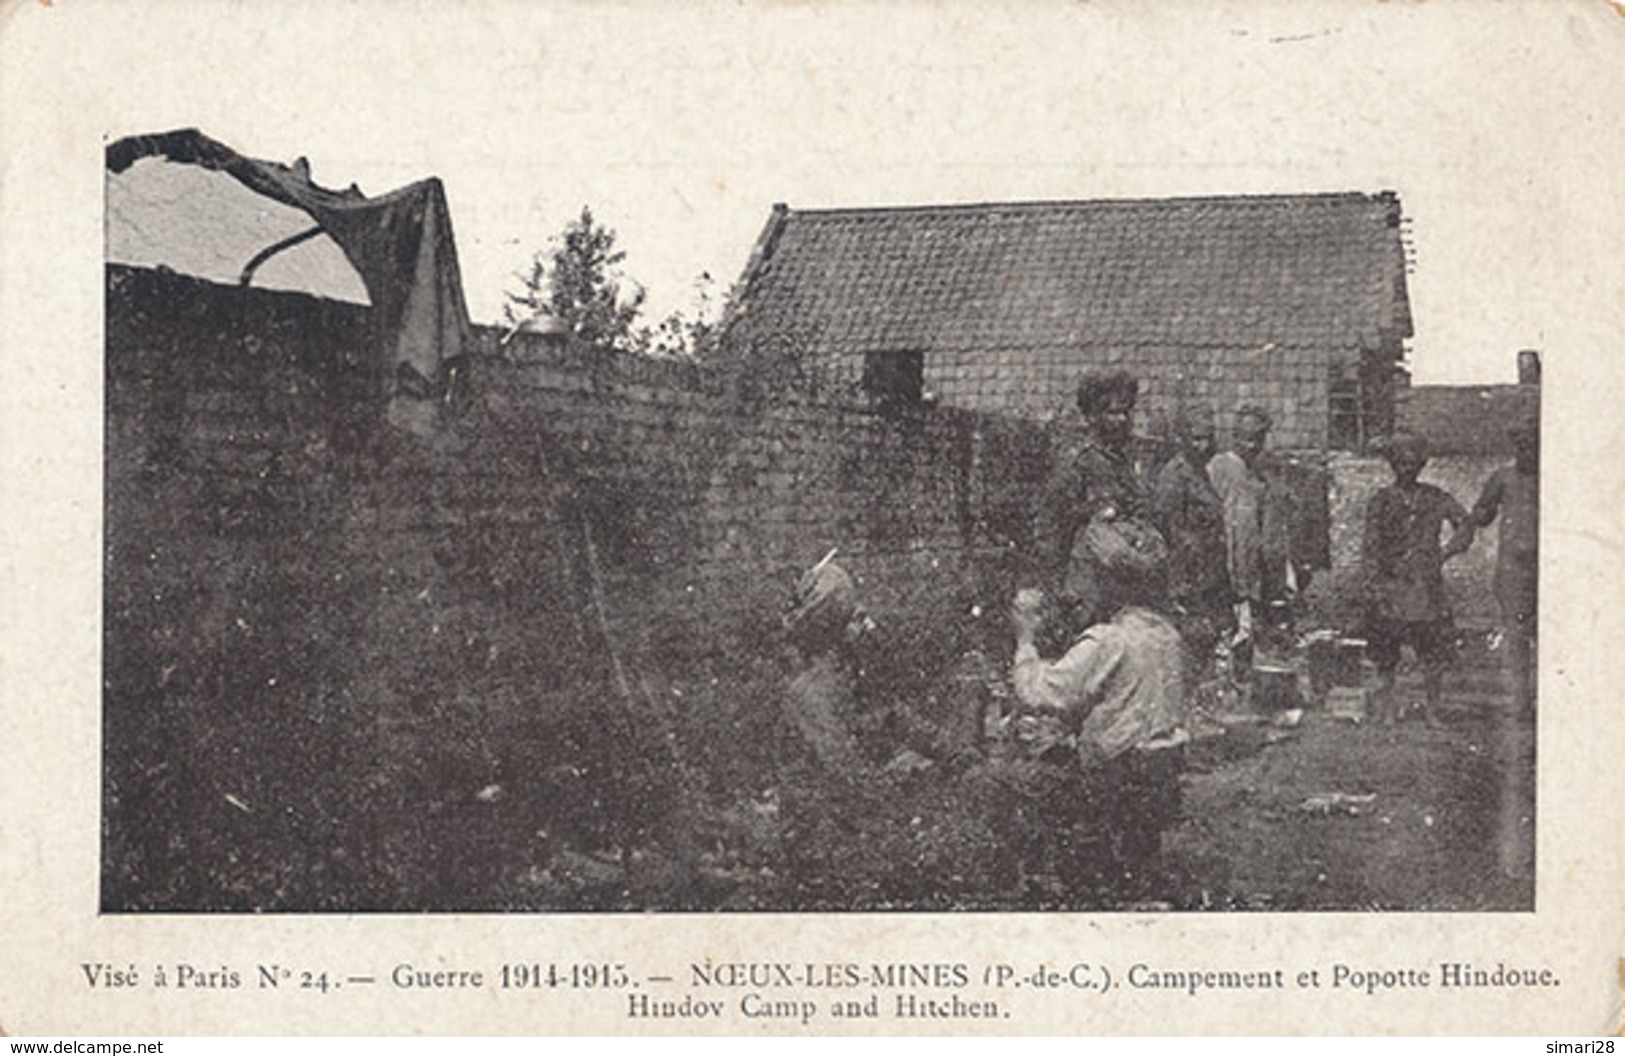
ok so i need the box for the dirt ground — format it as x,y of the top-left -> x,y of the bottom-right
513,632 -> 1535,914
1166,661 -> 1535,912
103,615 -> 1533,913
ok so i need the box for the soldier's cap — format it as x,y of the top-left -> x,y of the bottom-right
783,559 -> 865,642
1080,515 -> 1169,577
1235,404 -> 1273,435
1075,369 -> 1138,415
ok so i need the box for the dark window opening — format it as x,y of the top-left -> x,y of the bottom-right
1328,373 -> 1365,451
861,349 -> 925,413
1331,355 -> 1401,451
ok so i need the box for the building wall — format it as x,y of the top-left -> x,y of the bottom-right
896,342 -> 1333,451
103,266 -> 1049,910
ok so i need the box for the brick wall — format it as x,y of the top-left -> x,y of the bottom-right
1123,344 -> 1331,453
1396,384 -> 1539,457
103,266 -> 1049,910
855,342 -> 1334,451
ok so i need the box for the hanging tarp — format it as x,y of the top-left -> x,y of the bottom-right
106,129 -> 471,434
107,155 -> 371,305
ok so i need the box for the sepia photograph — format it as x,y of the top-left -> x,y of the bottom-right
3,0 -> 1622,1037
101,133 -> 1539,914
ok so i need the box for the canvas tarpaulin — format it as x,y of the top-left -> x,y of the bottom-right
106,128 -> 471,435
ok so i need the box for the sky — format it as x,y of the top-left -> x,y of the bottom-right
8,0 -> 1625,384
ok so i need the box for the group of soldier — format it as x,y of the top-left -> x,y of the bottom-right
774,368 -> 1539,903
1028,367 -> 1537,731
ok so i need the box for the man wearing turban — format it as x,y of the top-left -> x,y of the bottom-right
1006,522 -> 1188,898
1361,434 -> 1476,726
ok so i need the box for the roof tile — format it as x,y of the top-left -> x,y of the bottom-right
734,193 -> 1411,360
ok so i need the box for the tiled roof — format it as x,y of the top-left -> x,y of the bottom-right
730,193 -> 1412,357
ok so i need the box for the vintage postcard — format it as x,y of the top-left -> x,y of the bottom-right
1,0 -> 1621,1037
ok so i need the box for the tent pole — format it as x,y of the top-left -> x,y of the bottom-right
237,224 -> 326,287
